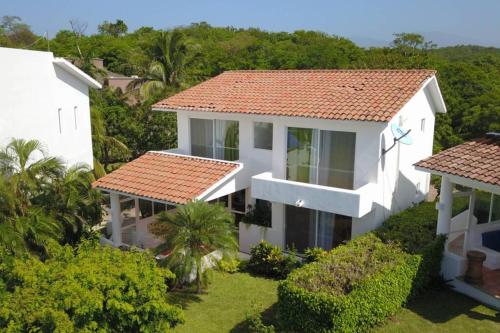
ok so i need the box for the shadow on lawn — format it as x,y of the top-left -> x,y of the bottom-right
229,303 -> 279,333
168,289 -> 203,310
405,288 -> 500,324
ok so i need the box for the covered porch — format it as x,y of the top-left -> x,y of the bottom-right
416,133 -> 500,309
93,151 -> 243,249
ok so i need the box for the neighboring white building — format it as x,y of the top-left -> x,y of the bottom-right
415,133 -> 500,309
94,70 -> 446,254
0,47 -> 102,167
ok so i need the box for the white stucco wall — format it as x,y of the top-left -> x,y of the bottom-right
0,47 -> 94,167
352,79 -> 439,237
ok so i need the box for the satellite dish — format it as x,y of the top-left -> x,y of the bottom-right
382,124 -> 413,154
391,124 -> 413,145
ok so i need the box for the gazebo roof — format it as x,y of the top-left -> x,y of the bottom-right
415,133 -> 500,189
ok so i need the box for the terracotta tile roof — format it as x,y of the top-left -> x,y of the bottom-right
415,135 -> 500,187
92,152 -> 240,204
153,69 -> 436,122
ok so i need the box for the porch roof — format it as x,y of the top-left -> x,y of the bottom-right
415,134 -> 500,188
92,152 -> 242,204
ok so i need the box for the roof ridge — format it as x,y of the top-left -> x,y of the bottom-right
146,151 -> 242,165
224,69 -> 437,73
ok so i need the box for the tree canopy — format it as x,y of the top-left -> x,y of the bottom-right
1,17 -> 499,154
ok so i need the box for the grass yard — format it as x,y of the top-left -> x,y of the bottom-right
169,271 -> 499,333
169,271 -> 279,333
376,289 -> 500,333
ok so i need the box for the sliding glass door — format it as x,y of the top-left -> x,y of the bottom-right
287,127 -> 355,189
215,120 -> 239,161
285,205 -> 352,252
190,118 -> 239,161
191,118 -> 214,158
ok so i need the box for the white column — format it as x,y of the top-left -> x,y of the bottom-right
272,121 -> 286,179
437,176 -> 453,235
110,193 -> 122,246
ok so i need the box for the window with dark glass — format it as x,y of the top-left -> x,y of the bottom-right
285,205 -> 352,253
254,122 -> 273,150
231,189 -> 246,213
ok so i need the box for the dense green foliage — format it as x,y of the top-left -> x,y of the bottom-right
303,247 -> 328,264
150,201 -> 238,293
375,202 -> 446,294
0,241 -> 183,332
247,241 -> 300,279
278,234 -> 420,333
2,16 -> 497,157
0,139 -> 102,257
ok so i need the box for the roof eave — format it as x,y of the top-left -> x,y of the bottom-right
415,165 -> 500,195
53,58 -> 102,89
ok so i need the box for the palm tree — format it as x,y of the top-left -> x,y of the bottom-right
0,138 -> 64,215
0,139 -> 64,255
90,107 -> 129,173
128,30 -> 187,100
150,200 -> 238,293
39,164 -> 102,245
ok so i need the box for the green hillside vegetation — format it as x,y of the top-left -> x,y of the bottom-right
2,17 -> 499,165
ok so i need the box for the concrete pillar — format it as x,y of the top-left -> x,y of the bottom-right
437,176 -> 453,235
110,193 -> 122,246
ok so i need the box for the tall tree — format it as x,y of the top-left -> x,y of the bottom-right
128,30 -> 188,99
90,106 -> 130,172
150,201 -> 238,293
98,19 -> 128,37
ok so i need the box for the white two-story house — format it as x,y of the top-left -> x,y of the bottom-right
94,70 -> 446,253
0,47 -> 101,166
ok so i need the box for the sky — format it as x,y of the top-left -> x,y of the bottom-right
3,0 -> 500,47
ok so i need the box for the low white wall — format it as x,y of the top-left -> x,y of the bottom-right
239,222 -> 270,253
252,172 -> 375,218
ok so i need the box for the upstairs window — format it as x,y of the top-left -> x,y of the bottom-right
421,118 -> 426,132
254,122 -> 273,150
286,127 -> 355,189
190,118 -> 239,161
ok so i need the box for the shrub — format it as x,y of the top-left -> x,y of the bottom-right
218,257 -> 241,273
303,247 -> 327,263
375,201 -> 445,294
278,234 -> 420,333
247,241 -> 301,279
0,241 -> 184,332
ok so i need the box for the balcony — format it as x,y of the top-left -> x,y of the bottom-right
251,172 -> 375,218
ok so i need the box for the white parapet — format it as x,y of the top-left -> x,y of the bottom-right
251,172 -> 375,218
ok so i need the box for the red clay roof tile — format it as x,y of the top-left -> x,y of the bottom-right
92,152 -> 240,204
153,70 -> 436,122
415,136 -> 500,186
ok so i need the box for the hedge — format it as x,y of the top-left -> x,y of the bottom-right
375,201 -> 445,295
277,202 -> 446,332
278,234 -> 420,333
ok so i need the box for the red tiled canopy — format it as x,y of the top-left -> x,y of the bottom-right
92,152 -> 241,204
153,69 -> 436,122
415,135 -> 500,187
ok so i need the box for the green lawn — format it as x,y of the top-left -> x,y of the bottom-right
169,271 -> 279,333
376,289 -> 500,333
169,272 -> 500,333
